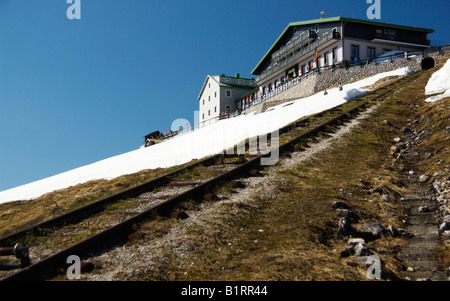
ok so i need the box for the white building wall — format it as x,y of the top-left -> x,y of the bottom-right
199,76 -> 220,122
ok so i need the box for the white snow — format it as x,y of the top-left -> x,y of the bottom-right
0,67 -> 413,204
425,58 -> 450,103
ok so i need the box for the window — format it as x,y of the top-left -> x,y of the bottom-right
238,79 -> 243,85
367,47 -> 376,60
225,78 -> 231,84
208,110 -> 210,116
203,99 -> 205,105
315,24 -> 319,33
208,96 -> 210,102
214,106 -> 217,113
202,113 -> 204,120
376,29 -> 382,38
215,92 -> 217,98
324,52 -> 329,66
332,47 -> 338,63
383,29 -> 396,39
226,90 -> 231,97
351,45 -> 360,62
226,105 -> 231,113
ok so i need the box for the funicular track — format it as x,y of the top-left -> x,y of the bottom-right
0,70 -> 423,281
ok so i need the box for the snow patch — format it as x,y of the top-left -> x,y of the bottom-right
425,58 -> 450,103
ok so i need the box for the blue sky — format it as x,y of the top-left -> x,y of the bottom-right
0,0 -> 449,192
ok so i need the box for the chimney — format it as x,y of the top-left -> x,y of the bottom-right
235,73 -> 240,78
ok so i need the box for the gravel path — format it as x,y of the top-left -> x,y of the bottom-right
397,121 -> 446,281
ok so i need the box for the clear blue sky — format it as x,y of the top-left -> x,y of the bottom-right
0,0 -> 449,192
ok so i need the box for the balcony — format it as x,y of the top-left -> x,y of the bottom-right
271,30 -> 318,61
256,31 -> 340,83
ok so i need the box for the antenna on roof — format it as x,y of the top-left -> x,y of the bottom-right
320,11 -> 326,18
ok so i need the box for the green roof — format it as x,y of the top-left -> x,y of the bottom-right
198,75 -> 255,100
251,17 -> 436,75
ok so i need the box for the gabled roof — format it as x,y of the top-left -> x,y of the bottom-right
197,75 -> 256,100
251,16 -> 436,75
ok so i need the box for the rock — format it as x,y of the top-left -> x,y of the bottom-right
444,215 -> 450,224
336,209 -> 360,223
394,137 -> 402,143
402,127 -> 412,133
340,246 -> 355,258
418,175 -> 430,183
372,187 -> 384,194
332,201 -> 350,209
354,242 -> 372,256
432,171 -> 442,177
418,206 -> 429,213
407,266 -> 415,272
382,194 -> 393,202
348,238 -> 365,246
390,145 -> 400,154
417,277 -> 432,281
422,152 -> 432,160
439,222 -> 450,232
357,222 -> 385,240
387,225 -> 400,237
338,218 -> 353,236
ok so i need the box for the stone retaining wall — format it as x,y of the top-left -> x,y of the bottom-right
314,58 -> 422,93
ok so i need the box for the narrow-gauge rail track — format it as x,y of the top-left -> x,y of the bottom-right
0,70 -> 423,281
